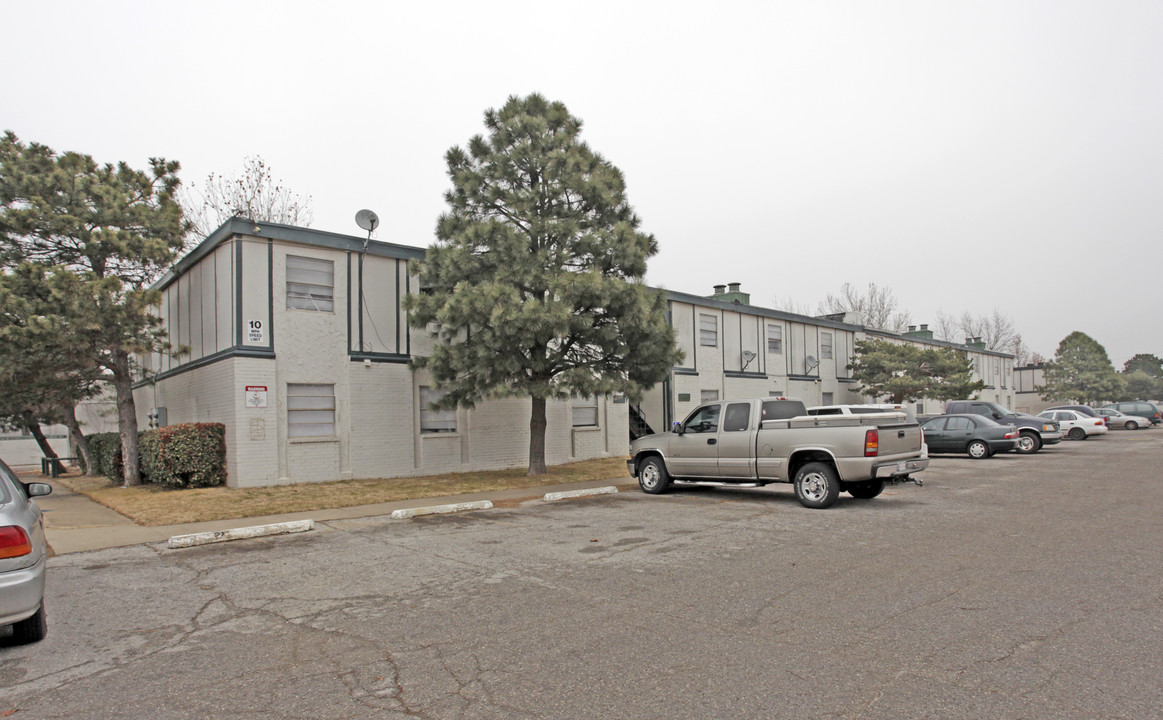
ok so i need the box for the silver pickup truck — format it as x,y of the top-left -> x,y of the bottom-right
627,398 -> 928,509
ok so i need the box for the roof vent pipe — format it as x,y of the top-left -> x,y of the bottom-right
713,284 -> 726,295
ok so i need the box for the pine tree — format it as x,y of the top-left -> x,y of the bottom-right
0,132 -> 185,485
407,94 -> 681,474
1042,332 -> 1125,404
848,338 -> 984,403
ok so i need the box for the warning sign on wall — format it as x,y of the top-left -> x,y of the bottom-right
245,385 -> 268,408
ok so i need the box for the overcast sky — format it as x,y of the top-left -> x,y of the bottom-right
3,0 -> 1160,366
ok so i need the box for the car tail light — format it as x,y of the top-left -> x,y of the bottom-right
0,525 -> 32,559
1094,420 -> 1104,427
864,428 -> 879,457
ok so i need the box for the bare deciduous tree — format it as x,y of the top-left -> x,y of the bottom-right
817,282 -> 912,332
181,156 -> 313,241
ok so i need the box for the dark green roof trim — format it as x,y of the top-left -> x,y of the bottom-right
663,288 -> 863,332
155,217 -> 426,291
860,328 -> 1014,359
662,288 -> 1014,360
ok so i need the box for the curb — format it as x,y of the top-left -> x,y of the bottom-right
168,519 -> 315,549
390,500 -> 493,519
544,486 -> 619,502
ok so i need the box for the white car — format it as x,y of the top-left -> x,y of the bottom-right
1095,407 -> 1149,430
1038,409 -> 1109,440
807,404 -> 916,421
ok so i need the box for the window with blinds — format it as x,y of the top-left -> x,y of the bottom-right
572,397 -> 599,427
286,255 -> 334,312
287,384 -> 335,438
420,386 -> 457,433
767,324 -> 783,353
699,313 -> 718,347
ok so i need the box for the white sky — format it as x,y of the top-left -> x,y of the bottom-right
3,0 -> 1160,366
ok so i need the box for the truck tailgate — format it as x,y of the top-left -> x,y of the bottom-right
876,423 -> 924,456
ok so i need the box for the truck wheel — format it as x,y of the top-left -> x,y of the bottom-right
967,440 -> 990,459
637,457 -> 672,495
846,479 -> 884,499
1016,432 -> 1041,454
1068,427 -> 1086,440
793,462 -> 841,509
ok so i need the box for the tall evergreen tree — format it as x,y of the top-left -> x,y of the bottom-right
0,132 -> 186,485
407,94 -> 681,474
1041,331 -> 1124,404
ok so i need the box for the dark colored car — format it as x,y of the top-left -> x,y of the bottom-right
1100,401 -> 1162,425
943,401 -> 1063,454
921,414 -> 1019,458
1044,405 -> 1109,428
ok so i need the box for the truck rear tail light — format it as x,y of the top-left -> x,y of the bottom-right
864,428 -> 879,457
0,525 -> 32,559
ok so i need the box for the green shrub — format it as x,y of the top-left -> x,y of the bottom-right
86,432 -> 124,480
139,423 -> 226,489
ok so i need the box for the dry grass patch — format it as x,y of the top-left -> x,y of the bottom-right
53,457 -> 629,526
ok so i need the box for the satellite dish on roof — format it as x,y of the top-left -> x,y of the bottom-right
806,355 -> 819,370
355,209 -> 380,232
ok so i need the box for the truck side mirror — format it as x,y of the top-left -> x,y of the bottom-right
672,421 -> 683,435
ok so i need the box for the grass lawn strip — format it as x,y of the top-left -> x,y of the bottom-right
50,457 -> 628,526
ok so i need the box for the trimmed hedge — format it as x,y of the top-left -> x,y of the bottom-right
86,432 -> 124,479
139,423 -> 226,489
85,424 -> 226,489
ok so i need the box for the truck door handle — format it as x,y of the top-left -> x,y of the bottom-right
898,430 -> 906,438
707,438 -> 717,445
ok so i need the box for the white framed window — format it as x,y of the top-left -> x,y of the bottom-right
767,324 -> 783,353
700,389 -> 719,402
420,386 -> 457,433
286,255 -> 335,312
287,384 -> 335,438
572,397 -> 599,427
821,332 -> 833,359
699,314 -> 718,347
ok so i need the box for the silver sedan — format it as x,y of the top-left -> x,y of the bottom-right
1,457 -> 52,644
1096,407 -> 1150,430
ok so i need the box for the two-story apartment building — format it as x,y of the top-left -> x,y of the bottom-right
134,220 -> 1015,488
133,219 -> 627,487
631,284 -> 1015,435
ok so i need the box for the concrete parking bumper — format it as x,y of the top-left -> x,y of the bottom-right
36,475 -> 637,555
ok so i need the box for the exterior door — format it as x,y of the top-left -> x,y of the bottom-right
668,404 -> 721,478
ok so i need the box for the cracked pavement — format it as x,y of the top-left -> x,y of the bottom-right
3,432 -> 1162,718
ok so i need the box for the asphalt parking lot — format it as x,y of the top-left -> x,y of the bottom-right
3,431 -> 1161,719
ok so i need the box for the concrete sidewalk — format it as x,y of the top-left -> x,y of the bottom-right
36,475 -> 639,555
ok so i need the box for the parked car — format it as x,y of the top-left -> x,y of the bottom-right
807,403 -> 917,421
943,401 -> 1063,454
1,457 -> 52,643
1038,410 -> 1108,440
920,414 -> 1018,458
1095,407 -> 1149,430
1099,400 -> 1162,426
1044,405 -> 1109,428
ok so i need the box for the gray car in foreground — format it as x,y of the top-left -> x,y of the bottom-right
0,457 -> 52,643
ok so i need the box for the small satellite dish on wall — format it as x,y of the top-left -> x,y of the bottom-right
806,355 -> 819,370
355,209 -> 380,232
